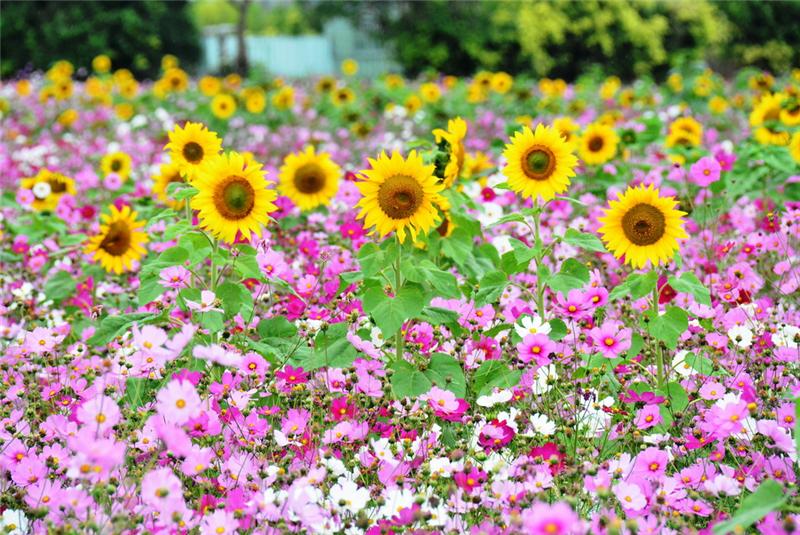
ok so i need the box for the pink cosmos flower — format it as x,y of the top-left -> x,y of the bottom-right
633,447 -> 668,479
24,327 -> 58,354
478,419 -> 515,451
155,379 -> 202,425
634,404 -> 662,430
517,333 -> 556,365
521,501 -> 581,535
141,467 -> 185,516
689,156 -> 721,187
454,467 -> 487,494
193,344 -> 242,367
589,321 -> 632,358
422,386 -> 468,421
159,265 -> 191,289
614,481 -> 647,511
76,394 -> 121,434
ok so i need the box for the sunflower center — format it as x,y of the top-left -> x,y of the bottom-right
48,178 -> 67,194
621,203 -> 666,246
521,147 -> 556,181
183,142 -> 204,164
378,175 -> 424,220
99,221 -> 132,256
214,176 -> 256,220
588,136 -> 604,152
293,163 -> 326,194
168,174 -> 183,184
110,160 -> 122,173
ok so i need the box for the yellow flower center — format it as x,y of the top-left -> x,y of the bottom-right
176,399 -> 186,409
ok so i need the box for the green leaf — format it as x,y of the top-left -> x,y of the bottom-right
424,353 -> 466,397
472,361 -> 521,396
683,352 -> 715,375
44,270 -> 75,302
626,333 -> 644,359
609,271 -> 658,301
257,316 -> 297,338
562,228 -> 607,252
357,243 -> 385,277
403,260 -> 460,298
138,275 -> 165,306
548,318 -> 568,341
649,306 -> 688,350
712,480 -> 787,535
659,381 -> 689,412
667,272 -> 711,306
390,360 -> 432,398
88,312 -> 158,345
474,271 -> 508,306
441,227 -> 474,264
178,232 -> 214,266
173,185 -> 199,201
123,377 -> 156,409
362,283 -> 426,335
419,306 -> 461,330
306,322 -> 357,370
490,213 -> 526,226
216,282 -> 254,319
546,258 -> 590,295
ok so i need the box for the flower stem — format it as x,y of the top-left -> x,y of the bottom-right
211,239 -> 219,291
532,205 -> 546,320
395,240 -> 404,363
652,283 -> 665,388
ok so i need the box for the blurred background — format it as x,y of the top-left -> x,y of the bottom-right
2,0 -> 800,80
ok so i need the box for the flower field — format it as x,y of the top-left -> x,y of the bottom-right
1,57 -> 800,534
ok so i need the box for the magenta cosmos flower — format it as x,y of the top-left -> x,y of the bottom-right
589,321 -> 632,358
689,156 -> 721,187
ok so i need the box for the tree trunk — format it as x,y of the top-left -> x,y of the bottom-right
234,0 -> 251,76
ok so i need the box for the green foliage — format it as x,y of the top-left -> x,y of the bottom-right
713,480 -> 788,535
0,1 -> 201,78
191,0 -> 314,36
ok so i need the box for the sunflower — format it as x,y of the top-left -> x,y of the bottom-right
553,116 -> 580,146
279,146 -> 341,211
191,151 -> 278,244
20,169 -> 77,212
463,151 -> 494,180
162,68 -> 189,93
92,54 -> 111,74
101,152 -> 132,180
164,122 -> 223,181
502,124 -> 578,201
579,123 -> 619,165
790,131 -> 800,165
355,151 -> 444,243
331,87 -> 356,107
491,72 -> 513,94
272,87 -> 294,109
432,117 -> 467,188
211,93 -> 237,119
85,204 -> 149,274
669,117 -> 703,145
780,100 -> 800,126
598,184 -> 687,269
199,76 -> 222,97
243,88 -> 266,114
315,76 -> 336,93
152,162 -> 186,209
750,93 -> 789,145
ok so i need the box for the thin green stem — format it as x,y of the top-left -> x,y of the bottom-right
653,283 -> 665,388
532,205 -> 546,320
210,239 -> 219,292
395,240 -> 404,363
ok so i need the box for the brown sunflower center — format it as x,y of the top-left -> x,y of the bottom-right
521,147 -> 556,180
621,203 -> 666,246
293,163 -> 326,194
99,221 -> 132,256
110,159 -> 123,173
182,142 -> 204,164
49,179 -> 67,194
378,174 -> 424,219
588,136 -> 604,152
168,174 -> 183,184
214,176 -> 255,220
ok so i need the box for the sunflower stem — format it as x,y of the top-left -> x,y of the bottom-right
210,239 -> 219,292
652,282 -> 665,388
394,240 -> 404,363
532,205 -> 546,320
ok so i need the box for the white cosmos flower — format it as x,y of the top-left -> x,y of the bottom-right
32,181 -> 52,200
672,350 -> 697,377
773,324 -> 800,349
522,413 -> 556,436
476,388 -> 513,407
514,314 -> 551,338
1,510 -> 28,535
330,477 -> 371,514
727,325 -> 753,348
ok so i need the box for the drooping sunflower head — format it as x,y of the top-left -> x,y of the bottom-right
278,146 -> 342,211
502,123 -> 578,202
667,117 -> 703,148
191,151 -> 278,244
598,184 -> 688,270
164,122 -> 223,181
85,204 -> 149,274
432,117 -> 468,188
579,123 -> 619,166
101,152 -> 132,180
152,162 -> 186,209
355,151 -> 444,243
20,169 -> 77,212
